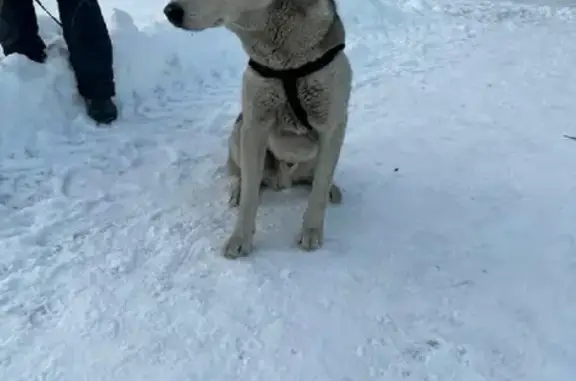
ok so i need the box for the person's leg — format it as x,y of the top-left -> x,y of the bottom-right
0,0 -> 46,63
56,0 -> 117,124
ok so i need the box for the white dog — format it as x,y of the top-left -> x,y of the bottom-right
164,0 -> 352,258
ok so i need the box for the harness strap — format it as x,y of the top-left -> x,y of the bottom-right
248,43 -> 345,129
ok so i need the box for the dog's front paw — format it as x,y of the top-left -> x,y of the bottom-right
297,226 -> 324,251
223,233 -> 254,259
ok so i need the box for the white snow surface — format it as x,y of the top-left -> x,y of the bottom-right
1,0 -> 576,380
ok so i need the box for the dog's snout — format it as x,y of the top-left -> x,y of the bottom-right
164,3 -> 185,26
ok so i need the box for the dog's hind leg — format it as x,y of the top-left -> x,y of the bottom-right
227,114 -> 243,207
293,180 -> 343,204
227,162 -> 242,208
297,123 -> 346,251
290,166 -> 342,205
328,183 -> 342,204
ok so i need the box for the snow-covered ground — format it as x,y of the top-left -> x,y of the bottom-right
1,0 -> 576,380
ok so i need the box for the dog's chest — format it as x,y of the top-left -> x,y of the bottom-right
275,78 -> 330,129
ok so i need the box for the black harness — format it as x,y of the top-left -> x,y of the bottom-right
248,43 -> 345,129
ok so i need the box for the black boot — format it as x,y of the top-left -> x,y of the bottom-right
85,98 -> 118,125
57,0 -> 117,124
0,0 -> 47,63
3,46 -> 47,63
19,48 -> 47,63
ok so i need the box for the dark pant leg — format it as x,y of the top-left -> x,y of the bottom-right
56,0 -> 115,99
0,0 -> 46,57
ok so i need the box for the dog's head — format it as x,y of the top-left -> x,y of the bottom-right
163,0 -> 273,31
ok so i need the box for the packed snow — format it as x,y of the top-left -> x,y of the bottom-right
1,0 -> 576,380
